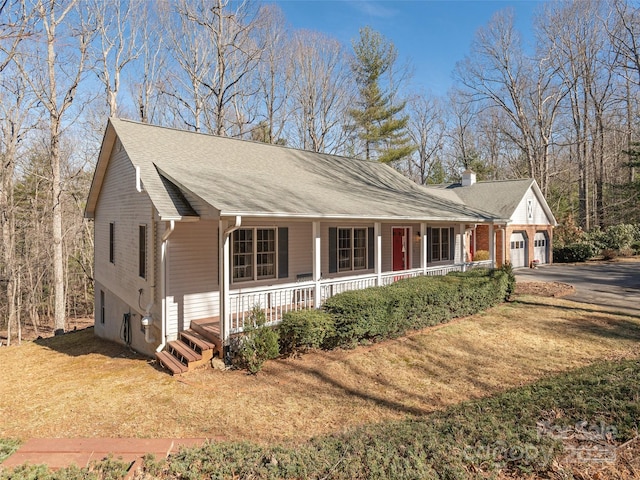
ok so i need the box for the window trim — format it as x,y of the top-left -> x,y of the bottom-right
430,227 -> 451,262
232,227 -> 278,283
109,222 -> 115,264
337,227 -> 368,273
139,224 -> 147,279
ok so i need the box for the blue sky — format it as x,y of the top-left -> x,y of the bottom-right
273,0 -> 543,96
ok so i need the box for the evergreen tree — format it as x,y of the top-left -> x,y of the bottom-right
348,26 -> 414,163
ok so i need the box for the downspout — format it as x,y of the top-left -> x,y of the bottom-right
156,220 -> 175,353
220,216 -> 241,363
142,206 -> 157,344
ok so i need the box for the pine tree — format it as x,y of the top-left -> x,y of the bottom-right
348,26 -> 414,163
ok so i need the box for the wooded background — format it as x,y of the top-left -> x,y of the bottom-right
1,0 -> 638,343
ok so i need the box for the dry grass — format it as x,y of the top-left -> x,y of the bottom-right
1,296 -> 638,445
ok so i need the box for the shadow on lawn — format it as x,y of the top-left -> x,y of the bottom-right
275,335 -> 504,418
286,356 -> 430,417
33,327 -> 145,359
517,298 -> 640,342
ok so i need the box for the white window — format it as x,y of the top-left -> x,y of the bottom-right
338,227 -> 367,272
233,228 -> 276,282
431,227 -> 450,261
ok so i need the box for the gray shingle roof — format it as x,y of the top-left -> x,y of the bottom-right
88,119 -> 504,223
427,179 -> 534,219
426,178 -> 556,225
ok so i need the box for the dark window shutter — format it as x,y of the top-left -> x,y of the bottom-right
427,227 -> 432,263
329,227 -> 337,273
278,227 -> 288,278
367,227 -> 375,269
449,227 -> 455,262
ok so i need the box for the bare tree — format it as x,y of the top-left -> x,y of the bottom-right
178,0 -> 264,136
608,0 -> 640,86
12,0 -> 93,334
91,0 -> 142,117
161,0 -> 214,131
540,0 -> 617,228
129,2 -> 166,124
455,8 -> 565,195
0,0 -> 32,73
0,69 -> 36,344
253,3 -> 290,144
288,30 -> 354,153
407,93 -> 445,184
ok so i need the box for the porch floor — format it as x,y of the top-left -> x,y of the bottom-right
190,317 -> 221,341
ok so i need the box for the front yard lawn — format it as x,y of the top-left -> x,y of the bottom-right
1,293 -> 639,477
1,296 -> 638,444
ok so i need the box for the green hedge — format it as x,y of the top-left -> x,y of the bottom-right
279,309 -> 335,354
553,243 -> 593,263
280,268 -> 511,351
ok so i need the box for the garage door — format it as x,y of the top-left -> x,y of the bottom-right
534,232 -> 547,264
510,232 -> 527,268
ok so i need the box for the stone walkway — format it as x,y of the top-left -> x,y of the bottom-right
1,438 -> 206,477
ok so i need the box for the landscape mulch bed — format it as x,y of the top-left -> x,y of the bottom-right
515,281 -> 575,298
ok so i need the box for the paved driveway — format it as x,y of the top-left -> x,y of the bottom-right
515,260 -> 640,315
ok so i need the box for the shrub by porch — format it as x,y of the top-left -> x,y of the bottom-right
280,268 -> 513,352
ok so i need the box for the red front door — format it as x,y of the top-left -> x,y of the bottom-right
392,228 -> 409,271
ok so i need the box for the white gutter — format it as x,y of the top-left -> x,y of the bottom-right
157,220 -> 175,353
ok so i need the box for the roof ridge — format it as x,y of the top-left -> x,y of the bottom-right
111,117 -> 383,166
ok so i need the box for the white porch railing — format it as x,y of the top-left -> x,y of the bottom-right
229,260 -> 494,333
229,281 -> 316,333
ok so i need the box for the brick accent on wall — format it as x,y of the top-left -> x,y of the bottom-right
471,224 -> 554,268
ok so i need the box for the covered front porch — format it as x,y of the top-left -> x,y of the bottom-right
225,259 -> 493,336
217,218 -> 498,343
156,217 -> 502,374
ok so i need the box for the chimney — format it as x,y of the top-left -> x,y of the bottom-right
461,170 -> 476,186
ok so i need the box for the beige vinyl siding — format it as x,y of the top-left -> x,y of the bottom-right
410,224 -> 421,269
93,145 -> 161,354
166,220 -> 219,334
381,224 -> 392,272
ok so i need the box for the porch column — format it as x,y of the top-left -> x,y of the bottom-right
460,223 -> 466,270
219,219 -> 231,346
221,216 -> 243,347
312,221 -> 321,308
374,222 -> 382,285
501,228 -> 506,266
420,222 -> 427,273
489,223 -> 495,269
473,226 -> 477,259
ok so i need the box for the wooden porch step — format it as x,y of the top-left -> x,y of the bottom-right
155,351 -> 188,375
190,318 -> 222,352
180,330 -> 217,353
168,339 -> 201,364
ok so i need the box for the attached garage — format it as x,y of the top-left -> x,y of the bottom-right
533,231 -> 548,264
510,232 -> 528,268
